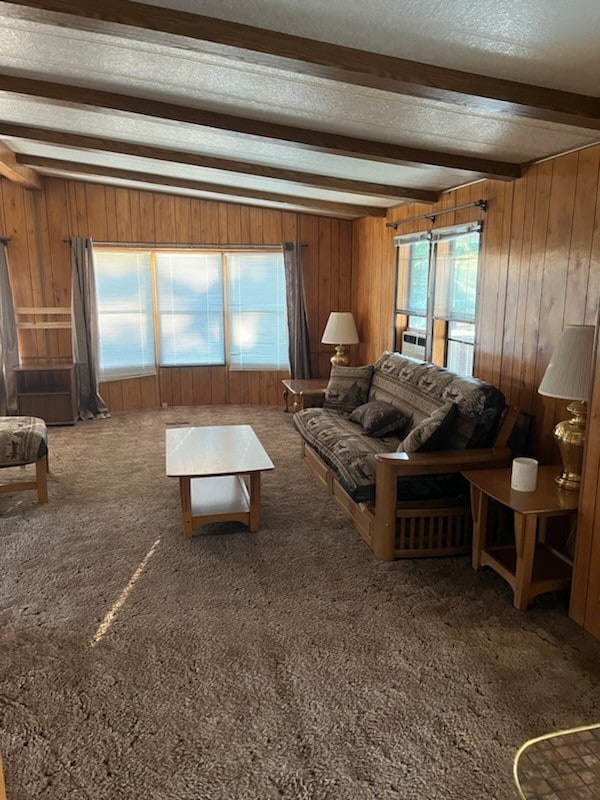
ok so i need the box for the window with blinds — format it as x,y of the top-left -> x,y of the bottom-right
394,223 -> 482,376
93,247 -> 289,381
94,250 -> 156,382
227,252 -> 288,370
156,252 -> 225,367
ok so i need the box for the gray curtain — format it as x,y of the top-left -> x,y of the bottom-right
0,242 -> 19,415
71,237 -> 108,420
283,242 -> 313,379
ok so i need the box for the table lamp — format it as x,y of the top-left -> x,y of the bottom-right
321,312 -> 359,367
538,324 -> 595,490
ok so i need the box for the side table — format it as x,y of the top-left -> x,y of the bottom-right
282,379 -> 327,413
462,466 -> 578,610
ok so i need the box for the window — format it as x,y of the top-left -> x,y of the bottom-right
93,248 -> 289,381
227,252 -> 289,370
394,223 -> 482,376
94,250 -> 156,382
156,252 -> 225,367
403,239 -> 429,332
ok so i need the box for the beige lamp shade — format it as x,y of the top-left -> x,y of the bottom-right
538,325 -> 595,400
321,312 -> 359,345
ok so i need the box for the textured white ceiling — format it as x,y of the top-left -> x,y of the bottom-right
146,0 -> 600,94
0,19 -> 596,162
6,139 -> 395,206
0,0 -> 598,218
0,95 -> 483,188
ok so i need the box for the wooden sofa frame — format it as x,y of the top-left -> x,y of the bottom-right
300,406 -> 519,560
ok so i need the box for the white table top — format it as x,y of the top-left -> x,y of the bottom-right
165,425 -> 274,478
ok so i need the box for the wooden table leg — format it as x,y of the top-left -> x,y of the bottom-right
513,513 -> 538,610
179,477 -> 193,538
0,753 -> 6,800
470,484 -> 488,570
249,472 -> 261,532
283,387 -> 290,412
36,453 -> 48,504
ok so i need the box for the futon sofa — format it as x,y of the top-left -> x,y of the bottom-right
293,352 -> 516,560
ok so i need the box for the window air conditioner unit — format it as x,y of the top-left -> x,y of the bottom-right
401,330 -> 426,360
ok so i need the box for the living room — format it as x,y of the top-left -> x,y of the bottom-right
0,2 -> 599,798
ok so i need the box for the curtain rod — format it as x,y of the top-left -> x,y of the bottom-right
63,239 -> 308,248
386,199 -> 487,229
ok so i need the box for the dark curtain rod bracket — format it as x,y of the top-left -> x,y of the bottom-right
386,199 -> 488,229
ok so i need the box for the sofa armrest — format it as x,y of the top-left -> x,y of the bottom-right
371,447 -> 512,560
374,447 -> 512,476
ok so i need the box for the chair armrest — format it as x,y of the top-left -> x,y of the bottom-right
375,447 -> 512,477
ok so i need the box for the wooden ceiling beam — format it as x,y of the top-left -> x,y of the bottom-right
0,122 -> 440,203
0,74 -> 522,179
16,154 -> 388,218
0,140 -> 40,189
0,0 -> 598,129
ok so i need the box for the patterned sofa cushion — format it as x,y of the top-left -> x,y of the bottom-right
323,365 -> 374,414
369,352 -> 505,449
294,408 -> 398,501
348,400 -> 410,438
293,407 -> 465,503
397,402 -> 456,453
0,416 -> 48,466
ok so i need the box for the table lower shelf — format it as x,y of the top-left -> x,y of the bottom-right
482,542 -> 572,598
189,475 -> 251,527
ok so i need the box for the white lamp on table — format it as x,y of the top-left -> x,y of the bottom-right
321,312 -> 359,367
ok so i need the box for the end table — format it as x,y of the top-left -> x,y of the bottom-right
462,466 -> 578,610
282,379 -> 327,413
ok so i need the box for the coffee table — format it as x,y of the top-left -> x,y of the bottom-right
166,425 -> 274,538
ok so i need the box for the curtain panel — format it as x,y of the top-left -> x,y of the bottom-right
70,237 -> 109,420
0,243 -> 19,415
282,242 -> 312,379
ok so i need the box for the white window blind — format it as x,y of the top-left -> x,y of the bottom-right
405,240 -> 430,316
94,250 -> 156,382
227,252 -> 289,370
156,252 -> 225,366
433,230 -> 480,323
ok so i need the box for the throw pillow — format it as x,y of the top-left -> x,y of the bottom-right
349,400 -> 410,438
397,402 -> 456,453
323,365 -> 374,414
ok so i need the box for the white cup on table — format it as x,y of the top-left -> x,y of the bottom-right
511,457 -> 539,492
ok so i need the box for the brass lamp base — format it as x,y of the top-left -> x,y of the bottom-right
330,345 -> 350,367
553,400 -> 587,491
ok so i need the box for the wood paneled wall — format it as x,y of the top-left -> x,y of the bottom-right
352,144 -> 600,638
352,149 -> 600,461
0,177 -> 352,409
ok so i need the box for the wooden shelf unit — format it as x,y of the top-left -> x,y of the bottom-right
15,359 -> 78,425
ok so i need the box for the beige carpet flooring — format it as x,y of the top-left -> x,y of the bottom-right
0,406 -> 598,800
